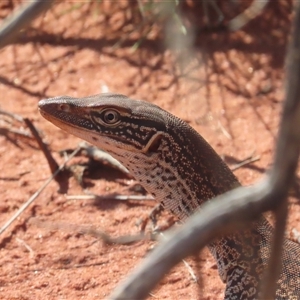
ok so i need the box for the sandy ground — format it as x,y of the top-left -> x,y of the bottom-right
0,1 -> 299,299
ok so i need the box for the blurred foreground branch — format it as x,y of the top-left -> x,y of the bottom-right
0,0 -> 54,49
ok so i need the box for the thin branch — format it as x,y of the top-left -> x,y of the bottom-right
0,127 -> 32,139
261,200 -> 288,299
231,155 -> 260,171
229,0 -> 269,31
65,194 -> 154,202
0,147 -> 80,237
0,0 -> 54,49
24,118 -> 59,175
0,108 -> 24,122
78,142 -> 130,176
31,219 -> 157,245
258,2 -> 300,293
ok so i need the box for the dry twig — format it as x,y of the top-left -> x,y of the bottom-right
0,147 -> 80,237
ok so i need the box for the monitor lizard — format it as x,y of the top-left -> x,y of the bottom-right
38,93 -> 300,299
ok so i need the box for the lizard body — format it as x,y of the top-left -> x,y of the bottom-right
39,93 -> 300,299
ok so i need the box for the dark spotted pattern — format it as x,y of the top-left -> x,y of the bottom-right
39,93 -> 300,300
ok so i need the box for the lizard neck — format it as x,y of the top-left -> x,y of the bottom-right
119,113 -> 240,220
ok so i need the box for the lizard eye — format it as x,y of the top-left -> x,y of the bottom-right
103,109 -> 120,124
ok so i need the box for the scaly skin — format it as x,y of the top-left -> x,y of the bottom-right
39,93 -> 300,299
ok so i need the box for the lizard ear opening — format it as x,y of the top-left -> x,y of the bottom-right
144,133 -> 162,153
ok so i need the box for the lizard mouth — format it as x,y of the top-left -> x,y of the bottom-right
38,99 -> 137,150
39,99 -> 97,133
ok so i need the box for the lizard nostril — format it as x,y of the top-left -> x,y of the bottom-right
58,103 -> 70,112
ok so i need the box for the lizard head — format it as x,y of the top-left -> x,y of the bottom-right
38,93 -> 167,160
